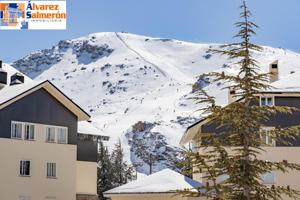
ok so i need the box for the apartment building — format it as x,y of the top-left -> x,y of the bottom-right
0,62 -> 107,200
180,61 -> 300,196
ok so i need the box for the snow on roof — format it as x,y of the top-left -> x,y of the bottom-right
0,63 -> 37,105
0,79 -> 90,120
2,63 -> 32,85
104,169 -> 201,195
264,73 -> 300,93
78,121 -> 108,137
0,80 -> 44,106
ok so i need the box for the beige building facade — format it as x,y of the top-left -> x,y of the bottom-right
76,161 -> 98,197
0,124 -> 77,200
193,146 -> 300,192
0,122 -> 98,200
0,75 -> 101,200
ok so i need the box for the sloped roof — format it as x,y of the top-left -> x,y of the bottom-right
263,72 -> 300,93
0,80 -> 90,121
104,169 -> 201,195
0,81 -> 41,105
78,121 -> 109,137
1,63 -> 32,85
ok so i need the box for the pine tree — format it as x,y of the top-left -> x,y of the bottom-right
97,140 -> 135,199
179,1 -> 300,199
97,141 -> 113,200
134,137 -> 165,174
171,149 -> 193,178
111,139 -> 135,187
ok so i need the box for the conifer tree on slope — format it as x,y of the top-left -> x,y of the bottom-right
111,139 -> 135,186
97,140 -> 135,199
97,141 -> 113,200
180,1 -> 300,199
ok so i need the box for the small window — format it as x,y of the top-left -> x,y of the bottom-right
20,160 -> 30,176
217,174 -> 229,183
262,172 -> 276,184
24,124 -> 35,141
57,128 -> 68,144
45,197 -> 56,200
260,127 -> 276,146
11,122 -> 23,139
19,196 -> 31,200
260,97 -> 274,106
47,163 -> 56,178
46,196 -> 56,200
229,90 -> 236,95
46,127 -> 55,143
271,64 -> 278,69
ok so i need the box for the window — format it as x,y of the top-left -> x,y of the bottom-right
260,97 -> 274,106
11,122 -> 23,139
24,124 -> 35,140
217,174 -> 229,183
19,196 -> 31,200
45,197 -> 56,200
262,172 -> 276,184
46,196 -> 56,200
57,127 -> 68,144
20,160 -> 30,176
46,127 -> 55,143
260,127 -> 276,146
47,163 -> 56,178
271,64 -> 278,69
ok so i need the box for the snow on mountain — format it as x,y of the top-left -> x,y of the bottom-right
11,32 -> 300,174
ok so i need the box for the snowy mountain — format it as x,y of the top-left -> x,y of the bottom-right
11,32 -> 300,174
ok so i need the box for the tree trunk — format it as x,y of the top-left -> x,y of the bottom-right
149,163 -> 152,174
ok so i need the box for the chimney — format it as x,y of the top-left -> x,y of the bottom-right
10,72 -> 25,86
228,87 -> 236,104
269,60 -> 279,83
0,60 -> 7,90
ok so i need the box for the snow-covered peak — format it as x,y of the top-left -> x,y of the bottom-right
11,32 -> 300,174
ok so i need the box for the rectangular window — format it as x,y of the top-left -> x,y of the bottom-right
24,124 -> 35,140
11,122 -> 23,139
260,127 -> 276,146
45,197 -> 56,200
47,163 -> 56,178
20,160 -> 30,176
19,196 -> 31,200
260,97 -> 274,106
57,127 -> 68,144
271,64 -> 278,69
46,127 -> 55,143
262,172 -> 276,184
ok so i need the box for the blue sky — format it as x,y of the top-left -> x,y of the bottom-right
1,0 -> 300,62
